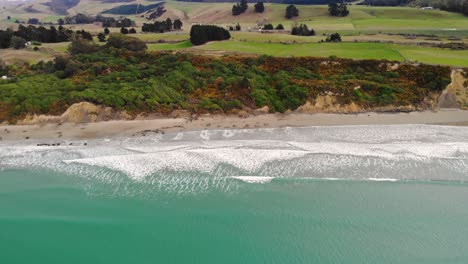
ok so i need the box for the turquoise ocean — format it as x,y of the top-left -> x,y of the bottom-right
1,125 -> 468,263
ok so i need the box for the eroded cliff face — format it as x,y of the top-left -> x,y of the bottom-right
438,70 -> 468,110
298,69 -> 467,114
18,102 -> 132,125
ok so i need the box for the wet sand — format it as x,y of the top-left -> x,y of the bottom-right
1,110 -> 467,141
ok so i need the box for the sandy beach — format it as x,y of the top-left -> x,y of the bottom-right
0,109 -> 467,142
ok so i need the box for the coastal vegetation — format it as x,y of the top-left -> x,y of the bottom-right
0,35 -> 451,123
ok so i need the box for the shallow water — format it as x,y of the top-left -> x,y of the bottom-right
1,125 -> 468,263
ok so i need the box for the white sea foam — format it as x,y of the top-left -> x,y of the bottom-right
1,125 -> 468,192
367,178 -> 399,182
230,176 -> 275,184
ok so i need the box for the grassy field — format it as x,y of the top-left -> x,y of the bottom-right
160,3 -> 468,31
3,1 -> 468,32
147,40 -> 192,51
0,49 -> 55,65
134,32 -> 189,42
2,1 -> 468,68
194,41 -> 468,67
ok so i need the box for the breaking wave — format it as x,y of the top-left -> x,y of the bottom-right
1,125 -> 468,195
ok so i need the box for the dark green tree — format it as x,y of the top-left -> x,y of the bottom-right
232,4 -> 242,16
285,5 -> 299,19
190,25 -> 230,46
104,27 -> 110,35
104,33 -> 147,51
97,32 -> 106,42
0,30 -> 13,48
233,0 -> 248,16
120,27 -> 129,34
129,28 -> 137,34
326,33 -> 342,42
235,23 -> 241,31
328,3 -> 349,17
10,36 -> 26,49
263,23 -> 274,30
173,19 -> 183,30
463,0 -> 468,16
68,36 -> 98,54
27,18 -> 40,25
291,24 -> 315,36
254,2 -> 264,13
165,18 -> 173,31
276,24 -> 284,30
240,0 -> 248,12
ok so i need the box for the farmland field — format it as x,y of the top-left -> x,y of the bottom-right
1,1 -> 468,67
194,41 -> 468,67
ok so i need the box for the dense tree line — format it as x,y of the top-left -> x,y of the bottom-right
262,23 -> 285,30
291,24 -> 315,36
362,0 -> 468,16
102,3 -> 164,15
27,18 -> 40,25
45,0 -> 80,15
120,27 -> 137,34
360,0 -> 412,6
142,18 -> 183,33
0,49 -> 451,123
285,4 -> 299,18
229,23 -> 242,31
60,14 -> 135,28
430,0 -> 468,16
0,25 -> 93,49
190,25 -> 231,45
328,2 -> 349,16
147,6 -> 167,20
232,0 -> 249,15
179,0 -> 332,3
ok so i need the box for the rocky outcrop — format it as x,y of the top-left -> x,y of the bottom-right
438,70 -> 468,109
297,96 -> 362,114
18,102 -> 132,125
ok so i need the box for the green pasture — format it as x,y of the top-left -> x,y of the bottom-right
197,41 -> 468,67
147,40 -> 192,51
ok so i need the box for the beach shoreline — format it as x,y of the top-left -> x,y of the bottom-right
1,110 -> 467,142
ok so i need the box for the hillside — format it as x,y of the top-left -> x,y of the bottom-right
2,0 -> 468,29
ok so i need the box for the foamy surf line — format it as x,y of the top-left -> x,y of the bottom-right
229,176 -> 400,184
230,176 -> 275,184
288,177 -> 401,183
2,125 -> 468,188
